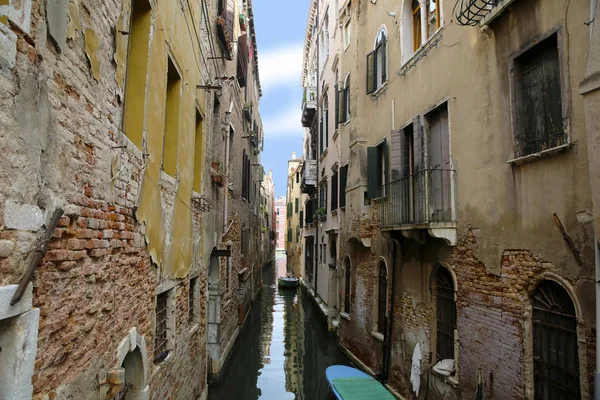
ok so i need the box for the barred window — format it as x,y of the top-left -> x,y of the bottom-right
435,267 -> 456,361
533,281 -> 580,399
188,277 -> 198,324
154,291 -> 170,362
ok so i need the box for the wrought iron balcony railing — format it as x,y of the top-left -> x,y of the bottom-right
376,168 -> 456,228
301,86 -> 317,128
300,159 -> 317,194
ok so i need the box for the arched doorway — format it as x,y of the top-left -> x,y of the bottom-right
532,280 -> 580,399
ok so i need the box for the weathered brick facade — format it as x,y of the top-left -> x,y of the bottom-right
0,0 -> 269,398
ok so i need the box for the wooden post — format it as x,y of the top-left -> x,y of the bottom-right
553,213 -> 584,266
10,208 -> 64,306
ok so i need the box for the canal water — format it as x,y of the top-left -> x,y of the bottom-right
208,252 -> 352,400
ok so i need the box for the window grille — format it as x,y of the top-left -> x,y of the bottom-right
514,34 -> 565,158
344,259 -> 352,314
154,292 -> 169,361
188,277 -> 197,323
533,281 -> 580,399
436,267 -> 456,361
377,263 -> 387,334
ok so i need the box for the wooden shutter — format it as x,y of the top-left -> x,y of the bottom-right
346,79 -> 350,118
413,117 -> 425,173
335,83 -> 339,125
295,198 -> 299,213
367,146 -> 380,199
300,211 -> 304,228
237,34 -> 248,87
325,108 -> 329,148
366,51 -> 375,94
331,170 -> 338,211
224,0 -> 235,40
319,117 -> 324,154
382,37 -> 387,82
390,130 -> 403,181
339,165 -> 348,208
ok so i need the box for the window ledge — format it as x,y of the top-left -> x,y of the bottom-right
480,0 -> 518,27
371,331 -> 384,342
340,312 -> 351,321
431,367 -> 459,388
331,208 -> 338,216
343,119 -> 351,126
319,148 -> 329,162
332,129 -> 339,141
399,28 -> 444,76
189,323 -> 200,335
507,143 -> 573,166
370,81 -> 388,98
152,351 -> 174,373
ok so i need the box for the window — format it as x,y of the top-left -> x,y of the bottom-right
343,20 -> 351,50
296,171 -> 299,184
339,164 -> 348,208
427,0 -> 440,37
305,199 -> 314,224
123,0 -> 151,149
337,75 -> 350,123
154,289 -> 173,362
375,262 -> 387,334
512,33 -> 565,158
331,169 -> 338,211
320,94 -> 329,153
435,267 -> 456,361
366,29 -> 387,94
162,57 -> 182,177
193,111 -> 203,193
532,281 -> 580,399
344,257 -> 351,314
367,140 -> 388,199
412,0 -> 422,51
241,223 -> 248,255
189,277 -> 199,324
295,198 -> 299,213
299,211 -> 304,228
319,181 -> 328,213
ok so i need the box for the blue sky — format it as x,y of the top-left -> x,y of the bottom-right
253,0 -> 310,198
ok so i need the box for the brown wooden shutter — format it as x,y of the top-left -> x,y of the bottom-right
413,117 -> 425,173
390,130 -> 403,181
366,51 -> 375,94
367,146 -> 379,199
382,36 -> 387,82
237,34 -> 248,88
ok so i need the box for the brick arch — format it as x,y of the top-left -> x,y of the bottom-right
527,272 -> 582,322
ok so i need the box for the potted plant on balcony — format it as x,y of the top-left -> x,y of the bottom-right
243,102 -> 252,122
211,161 -> 225,187
314,207 -> 327,226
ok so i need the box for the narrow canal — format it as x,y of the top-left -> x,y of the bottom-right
208,253 -> 352,399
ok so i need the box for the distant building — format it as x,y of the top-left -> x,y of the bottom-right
275,196 -> 287,251
285,153 -> 305,277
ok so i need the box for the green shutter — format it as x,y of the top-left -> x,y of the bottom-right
367,146 -> 379,199
295,198 -> 299,213
335,84 -> 339,125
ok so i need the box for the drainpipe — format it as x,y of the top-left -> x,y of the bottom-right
595,234 -> 600,400
314,0 -> 320,296
383,238 -> 399,383
223,101 -> 233,233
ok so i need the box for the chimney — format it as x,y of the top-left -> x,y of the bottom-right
292,152 -> 296,159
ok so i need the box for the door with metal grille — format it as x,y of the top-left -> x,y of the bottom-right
436,267 -> 456,361
533,281 -> 581,400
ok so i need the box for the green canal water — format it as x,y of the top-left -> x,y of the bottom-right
208,253 -> 352,399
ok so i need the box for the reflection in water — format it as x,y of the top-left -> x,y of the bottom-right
208,253 -> 351,400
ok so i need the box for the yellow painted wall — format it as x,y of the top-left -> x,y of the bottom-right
163,57 -> 181,177
122,0 -> 151,149
120,0 -> 205,279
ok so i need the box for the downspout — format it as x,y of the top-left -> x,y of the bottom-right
223,101 -> 233,233
383,238 -> 399,383
595,234 -> 600,400
314,1 -> 320,295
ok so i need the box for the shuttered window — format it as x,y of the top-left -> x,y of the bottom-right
331,169 -> 338,211
295,198 -> 299,213
337,85 -> 347,124
299,211 -> 304,228
366,31 -> 387,94
367,140 -> 388,199
339,165 -> 348,208
514,33 -> 565,158
344,258 -> 351,314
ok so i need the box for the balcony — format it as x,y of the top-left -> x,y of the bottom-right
375,169 -> 457,245
300,159 -> 317,194
301,86 -> 317,128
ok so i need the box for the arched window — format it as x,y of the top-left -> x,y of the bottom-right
375,261 -> 388,334
532,280 -> 580,399
412,0 -> 422,51
344,257 -> 352,314
435,267 -> 455,361
366,29 -> 387,94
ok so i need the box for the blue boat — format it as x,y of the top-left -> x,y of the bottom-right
326,365 -> 395,400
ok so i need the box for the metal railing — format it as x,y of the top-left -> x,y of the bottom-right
376,169 -> 456,227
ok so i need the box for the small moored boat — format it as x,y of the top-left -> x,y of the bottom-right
278,276 -> 299,288
326,365 -> 395,400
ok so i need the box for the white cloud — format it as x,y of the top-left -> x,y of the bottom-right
263,106 -> 304,138
258,42 -> 304,90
